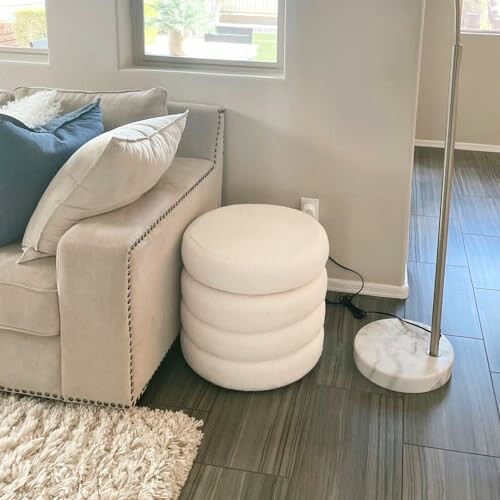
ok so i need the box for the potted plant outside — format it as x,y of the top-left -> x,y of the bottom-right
151,0 -> 212,56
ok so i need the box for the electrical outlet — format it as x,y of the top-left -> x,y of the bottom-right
301,197 -> 319,220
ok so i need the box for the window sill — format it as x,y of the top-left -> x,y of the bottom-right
461,30 -> 500,36
121,62 -> 285,80
0,47 -> 48,64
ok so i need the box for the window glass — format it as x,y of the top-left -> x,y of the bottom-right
0,0 -> 47,49
462,0 -> 500,32
143,0 -> 279,64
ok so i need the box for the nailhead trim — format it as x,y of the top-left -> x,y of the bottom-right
0,386 -> 130,409
0,110 -> 223,410
127,110 -> 224,406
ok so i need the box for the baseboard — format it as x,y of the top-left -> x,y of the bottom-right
327,277 -> 409,300
415,139 -> 500,153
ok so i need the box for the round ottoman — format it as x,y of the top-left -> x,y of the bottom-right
180,204 -> 329,391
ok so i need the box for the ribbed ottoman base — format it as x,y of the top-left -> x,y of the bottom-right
181,328 -> 324,391
180,205 -> 330,391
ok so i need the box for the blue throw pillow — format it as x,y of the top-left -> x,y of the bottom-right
0,100 -> 103,246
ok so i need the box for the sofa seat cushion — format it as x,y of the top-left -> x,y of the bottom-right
0,244 -> 59,336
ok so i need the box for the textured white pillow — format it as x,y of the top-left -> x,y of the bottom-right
0,90 -> 61,128
20,112 -> 188,262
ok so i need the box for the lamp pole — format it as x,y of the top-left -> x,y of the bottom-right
353,0 -> 459,393
430,0 -> 463,356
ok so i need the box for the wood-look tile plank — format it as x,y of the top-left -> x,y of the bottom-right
404,336 -> 500,457
475,289 -> 500,372
409,215 -> 467,266
455,153 -> 500,197
486,151 -> 500,170
138,341 -> 218,412
413,148 -> 460,218
493,373 -> 500,416
315,298 -> 404,395
284,386 -> 403,500
403,445 -> 500,500
180,464 -> 281,500
405,262 -> 482,339
197,382 -> 306,477
464,234 -> 500,290
458,196 -> 500,237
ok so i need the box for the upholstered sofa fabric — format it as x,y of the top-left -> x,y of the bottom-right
0,100 -> 224,407
181,204 -> 329,391
56,103 -> 224,406
182,204 -> 330,295
0,101 -> 103,247
14,87 -> 168,131
21,112 -> 188,262
0,331 -> 61,396
0,244 -> 58,336
58,156 -> 222,405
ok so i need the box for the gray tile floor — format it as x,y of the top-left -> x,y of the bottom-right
140,147 -> 500,499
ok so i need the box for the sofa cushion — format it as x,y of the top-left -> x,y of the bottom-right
0,101 -> 104,247
0,90 -> 14,107
21,112 -> 188,262
0,243 -> 59,336
14,87 -> 168,131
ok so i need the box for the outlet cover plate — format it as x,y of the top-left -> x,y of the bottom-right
301,197 -> 319,220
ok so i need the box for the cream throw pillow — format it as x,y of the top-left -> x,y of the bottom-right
20,112 -> 188,263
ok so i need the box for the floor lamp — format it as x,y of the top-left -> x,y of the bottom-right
353,0 -> 462,393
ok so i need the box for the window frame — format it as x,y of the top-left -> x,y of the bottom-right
130,0 -> 285,74
461,29 -> 500,34
0,1 -> 48,61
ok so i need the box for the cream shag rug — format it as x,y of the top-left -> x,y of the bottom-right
0,394 -> 203,499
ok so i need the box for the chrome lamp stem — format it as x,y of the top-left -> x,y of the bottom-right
430,0 -> 463,357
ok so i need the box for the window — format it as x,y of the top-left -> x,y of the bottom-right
132,0 -> 284,71
462,0 -> 500,32
0,1 -> 47,51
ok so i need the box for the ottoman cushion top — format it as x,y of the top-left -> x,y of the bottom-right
182,204 -> 329,294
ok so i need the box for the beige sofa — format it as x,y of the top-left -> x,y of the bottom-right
0,91 -> 224,407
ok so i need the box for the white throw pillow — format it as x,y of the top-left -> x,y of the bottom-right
0,90 -> 61,128
19,112 -> 188,262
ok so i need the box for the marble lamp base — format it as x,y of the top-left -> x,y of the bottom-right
353,318 -> 454,393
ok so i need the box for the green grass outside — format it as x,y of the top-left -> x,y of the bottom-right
252,32 -> 278,63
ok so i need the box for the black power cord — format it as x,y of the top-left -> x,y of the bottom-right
326,255 -> 431,334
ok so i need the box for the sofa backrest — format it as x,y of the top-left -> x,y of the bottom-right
0,90 -> 14,107
13,87 -> 168,131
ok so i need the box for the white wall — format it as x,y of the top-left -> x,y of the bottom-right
0,0 -> 425,295
417,0 -> 500,147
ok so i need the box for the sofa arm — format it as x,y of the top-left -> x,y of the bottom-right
57,153 -> 223,405
168,101 -> 224,161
